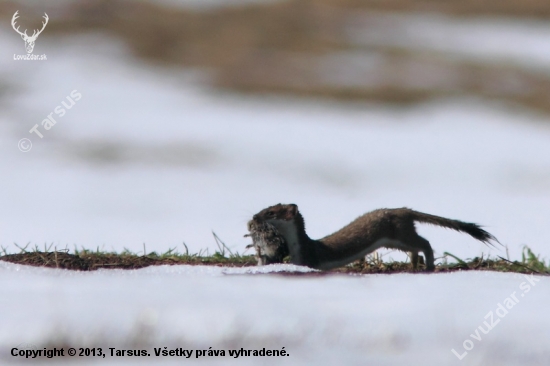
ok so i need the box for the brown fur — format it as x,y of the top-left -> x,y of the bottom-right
251,204 -> 499,271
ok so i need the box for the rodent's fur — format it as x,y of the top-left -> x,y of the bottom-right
245,220 -> 289,265
250,203 -> 499,271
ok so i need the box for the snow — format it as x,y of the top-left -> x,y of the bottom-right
0,262 -> 548,365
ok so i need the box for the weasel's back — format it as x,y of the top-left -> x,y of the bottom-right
320,208 -> 409,249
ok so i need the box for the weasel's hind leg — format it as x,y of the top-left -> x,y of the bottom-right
410,252 -> 419,270
410,235 -> 434,272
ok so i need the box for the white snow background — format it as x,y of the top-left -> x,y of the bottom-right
0,263 -> 548,365
1,5 -> 550,365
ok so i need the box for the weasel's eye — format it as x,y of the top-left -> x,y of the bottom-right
268,211 -> 276,217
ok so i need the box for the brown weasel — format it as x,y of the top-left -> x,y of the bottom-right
250,203 -> 499,271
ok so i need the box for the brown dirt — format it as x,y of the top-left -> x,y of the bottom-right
0,252 -> 545,276
0,252 -> 257,271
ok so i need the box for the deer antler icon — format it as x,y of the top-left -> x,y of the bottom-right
11,11 -> 49,54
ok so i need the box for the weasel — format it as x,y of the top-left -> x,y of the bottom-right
249,203 -> 499,271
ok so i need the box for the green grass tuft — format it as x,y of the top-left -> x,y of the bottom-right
0,242 -> 548,275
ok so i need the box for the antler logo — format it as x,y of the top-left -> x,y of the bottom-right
11,11 -> 49,54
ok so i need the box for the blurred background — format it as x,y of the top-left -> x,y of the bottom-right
1,0 -> 550,262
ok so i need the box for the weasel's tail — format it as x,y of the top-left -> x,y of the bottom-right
409,210 -> 499,246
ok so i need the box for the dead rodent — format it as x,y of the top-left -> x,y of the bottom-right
245,220 -> 289,266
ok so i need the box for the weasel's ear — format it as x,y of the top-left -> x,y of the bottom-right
288,204 -> 298,215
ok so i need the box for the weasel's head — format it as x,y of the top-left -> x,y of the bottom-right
250,204 -> 307,265
252,203 -> 299,224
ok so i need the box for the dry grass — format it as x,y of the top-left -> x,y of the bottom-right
0,250 -> 256,270
333,247 -> 549,275
0,238 -> 256,270
3,0 -> 550,113
1,245 -> 547,275
319,0 -> 550,17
